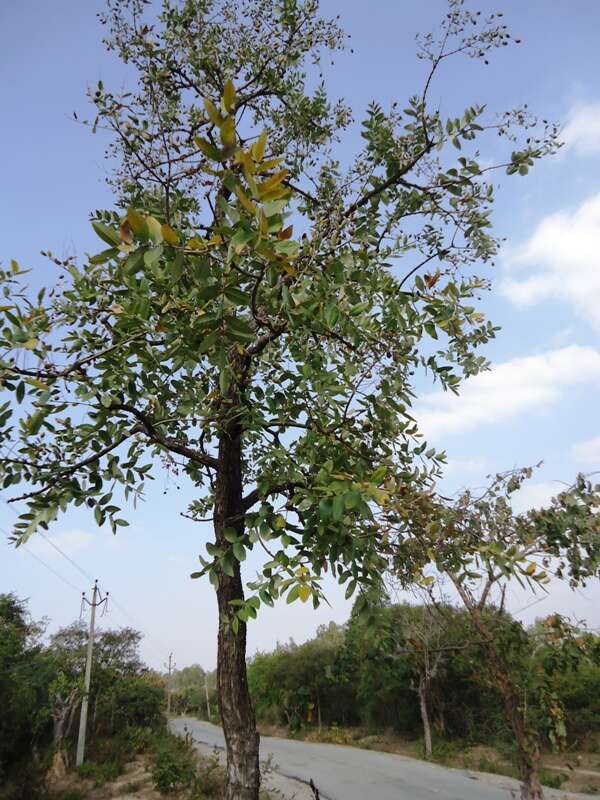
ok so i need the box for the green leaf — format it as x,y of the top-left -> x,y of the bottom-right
90,247 -> 118,265
223,527 -> 238,543
124,249 -> 144,276
221,554 -> 235,577
219,370 -> 231,394
332,494 -> 344,522
324,305 -> 339,327
286,585 -> 300,604
26,410 -> 45,435
226,316 -> 254,342
195,137 -> 222,161
144,246 -> 163,268
371,466 -> 387,484
92,221 -> 121,247
224,286 -> 251,306
233,542 -> 246,561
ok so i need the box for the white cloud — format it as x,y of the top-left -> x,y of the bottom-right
27,529 -> 94,558
572,435 -> 600,465
501,193 -> 600,330
510,481 -> 558,513
562,102 -> 600,156
417,345 -> 600,439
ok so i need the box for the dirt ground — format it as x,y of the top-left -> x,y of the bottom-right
49,748 -> 314,800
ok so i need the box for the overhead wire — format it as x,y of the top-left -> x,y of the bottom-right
1,493 -> 172,665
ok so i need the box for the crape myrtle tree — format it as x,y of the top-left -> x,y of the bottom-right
391,469 -> 600,799
0,1 -> 558,797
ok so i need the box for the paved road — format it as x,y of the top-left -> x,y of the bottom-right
170,718 -> 584,800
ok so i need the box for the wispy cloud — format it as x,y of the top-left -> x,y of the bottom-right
562,101 -> 600,156
27,529 -> 94,558
417,345 -> 600,439
572,435 -> 600,465
501,193 -> 600,331
511,481 -> 560,513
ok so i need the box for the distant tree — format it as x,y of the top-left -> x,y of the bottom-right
396,469 -> 600,799
0,2 -> 558,796
0,595 -> 53,796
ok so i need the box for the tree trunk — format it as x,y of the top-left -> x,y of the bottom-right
499,682 -> 544,800
418,679 -> 433,758
317,694 -> 322,732
214,421 -> 260,800
460,597 -> 544,800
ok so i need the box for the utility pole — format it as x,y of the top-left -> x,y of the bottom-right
164,652 -> 175,715
76,580 -> 107,767
205,672 -> 211,720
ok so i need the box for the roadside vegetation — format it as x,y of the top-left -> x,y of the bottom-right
243,603 -> 600,795
0,593 -> 242,800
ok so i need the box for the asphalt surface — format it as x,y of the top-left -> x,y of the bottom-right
170,718 -> 586,800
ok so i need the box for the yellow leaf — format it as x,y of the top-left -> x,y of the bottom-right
240,149 -> 256,177
252,130 -> 268,162
222,79 -> 236,113
259,185 -> 291,202
10,259 -> 19,274
23,339 -> 38,350
220,116 -> 236,149
525,562 -> 536,575
26,377 -> 49,391
258,169 -> 289,193
145,216 -> 163,244
234,185 -> 257,215
259,212 -> 269,238
298,585 -> 311,603
127,208 -> 147,237
0,305 -> 15,312
187,237 -> 207,251
281,263 -> 297,277
161,224 -> 179,245
204,97 -> 222,126
256,156 -> 285,174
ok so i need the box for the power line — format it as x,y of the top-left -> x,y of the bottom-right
38,530 -> 94,583
22,545 -> 85,594
1,496 -> 172,665
1,521 -> 85,595
1,492 -> 95,584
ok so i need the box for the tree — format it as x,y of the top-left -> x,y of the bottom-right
0,2 -> 558,797
0,595 -> 55,797
395,469 -> 600,799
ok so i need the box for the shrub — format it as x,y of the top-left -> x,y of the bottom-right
151,736 -> 197,794
539,770 -> 567,790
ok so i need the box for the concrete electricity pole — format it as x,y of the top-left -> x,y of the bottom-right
165,652 -> 176,715
205,672 -> 211,720
76,580 -> 108,767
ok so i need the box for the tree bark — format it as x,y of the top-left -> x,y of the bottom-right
458,594 -> 544,800
498,679 -> 543,800
214,419 -> 260,800
418,679 -> 433,758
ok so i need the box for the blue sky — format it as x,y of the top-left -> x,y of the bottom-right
1,0 -> 600,669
